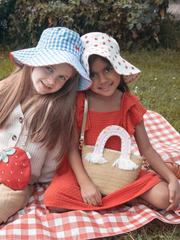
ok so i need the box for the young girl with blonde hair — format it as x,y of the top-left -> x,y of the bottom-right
0,27 -> 92,224
44,32 -> 180,212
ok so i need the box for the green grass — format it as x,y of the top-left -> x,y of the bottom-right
96,219 -> 180,239
1,48 -> 180,239
122,48 -> 180,133
0,49 -> 15,80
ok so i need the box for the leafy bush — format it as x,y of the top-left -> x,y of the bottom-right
0,0 -> 179,50
0,0 -> 17,47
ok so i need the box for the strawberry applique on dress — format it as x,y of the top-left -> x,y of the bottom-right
0,147 -> 31,190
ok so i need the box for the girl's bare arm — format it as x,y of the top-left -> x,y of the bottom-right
134,120 -> 180,210
67,129 -> 102,206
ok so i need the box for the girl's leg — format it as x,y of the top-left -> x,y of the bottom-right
139,180 -> 169,210
48,207 -> 72,213
0,183 -> 34,224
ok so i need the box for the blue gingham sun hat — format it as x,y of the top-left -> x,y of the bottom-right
10,27 -> 92,91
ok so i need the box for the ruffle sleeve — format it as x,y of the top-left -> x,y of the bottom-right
75,92 -> 91,133
120,93 -> 147,136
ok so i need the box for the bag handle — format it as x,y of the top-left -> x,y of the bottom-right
79,92 -> 88,150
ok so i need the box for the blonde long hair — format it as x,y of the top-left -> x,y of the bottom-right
0,65 -> 79,162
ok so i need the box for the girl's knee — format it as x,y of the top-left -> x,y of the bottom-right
141,181 -> 170,210
155,187 -> 169,209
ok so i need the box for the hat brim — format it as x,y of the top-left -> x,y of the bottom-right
10,48 -> 92,91
82,48 -> 141,84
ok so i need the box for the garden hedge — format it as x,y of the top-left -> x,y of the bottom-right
0,0 -> 179,50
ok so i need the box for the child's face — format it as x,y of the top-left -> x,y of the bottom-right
31,63 -> 74,95
89,56 -> 121,97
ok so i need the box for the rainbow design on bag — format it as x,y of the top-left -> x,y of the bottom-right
85,125 -> 139,170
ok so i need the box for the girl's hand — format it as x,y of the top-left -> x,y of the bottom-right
166,178 -> 180,211
80,179 -> 103,207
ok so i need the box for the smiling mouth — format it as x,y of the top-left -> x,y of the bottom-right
100,83 -> 112,89
41,80 -> 51,89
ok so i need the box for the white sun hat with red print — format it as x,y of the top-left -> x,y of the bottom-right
81,32 -> 141,84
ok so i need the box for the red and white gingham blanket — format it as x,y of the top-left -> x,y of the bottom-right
0,110 -> 180,240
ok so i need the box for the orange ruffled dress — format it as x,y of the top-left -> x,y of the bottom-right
44,92 -> 161,211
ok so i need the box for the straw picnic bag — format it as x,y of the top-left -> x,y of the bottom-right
79,93 -> 144,196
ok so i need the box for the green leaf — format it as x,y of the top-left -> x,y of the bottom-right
158,0 -> 163,4
122,4 -> 129,9
138,17 -> 144,23
150,3 -> 158,13
143,3 -> 149,9
136,13 -> 140,18
144,15 -> 151,24
155,26 -> 160,34
132,20 -> 137,24
147,12 -> 151,18
128,23 -> 134,30
136,23 -> 141,30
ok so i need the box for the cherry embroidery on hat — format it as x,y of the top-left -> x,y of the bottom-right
103,42 -> 106,45
75,43 -> 80,51
131,66 -> 134,69
86,41 -> 89,44
125,66 -> 128,69
95,38 -> 98,40
94,45 -> 98,47
0,147 -> 31,190
85,36 -> 88,39
118,62 -> 121,65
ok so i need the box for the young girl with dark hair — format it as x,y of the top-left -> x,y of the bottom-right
44,32 -> 180,213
